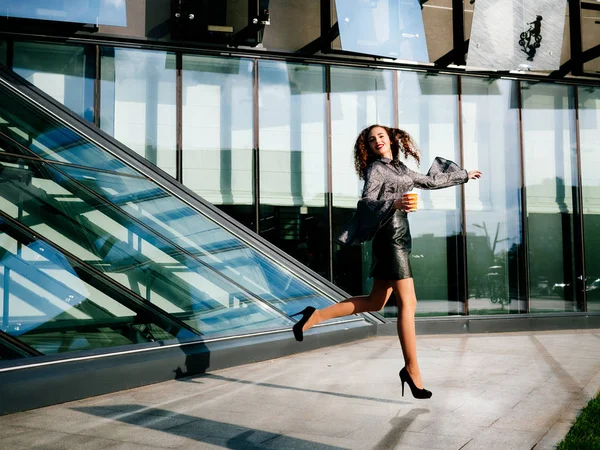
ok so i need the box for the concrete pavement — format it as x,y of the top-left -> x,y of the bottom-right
1,329 -> 599,450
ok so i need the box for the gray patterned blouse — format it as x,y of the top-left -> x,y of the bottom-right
337,156 -> 469,246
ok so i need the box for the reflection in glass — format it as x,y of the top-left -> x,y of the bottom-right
100,48 -> 177,177
0,86 -> 136,174
258,61 -> 329,279
330,66 -> 393,295
579,86 -> 600,311
13,42 -> 95,121
397,71 -> 461,317
0,156 -> 294,337
462,78 -> 524,314
0,220 -> 185,356
522,82 -> 580,312
182,55 -> 255,229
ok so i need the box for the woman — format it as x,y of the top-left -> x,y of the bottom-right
290,124 -> 482,399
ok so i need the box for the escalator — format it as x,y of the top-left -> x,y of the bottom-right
0,65 -> 382,414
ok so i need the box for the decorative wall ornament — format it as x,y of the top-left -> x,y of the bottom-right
467,0 -> 566,71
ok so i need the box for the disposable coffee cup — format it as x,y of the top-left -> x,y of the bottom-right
403,193 -> 418,212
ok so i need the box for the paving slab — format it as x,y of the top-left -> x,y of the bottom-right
1,329 -> 599,450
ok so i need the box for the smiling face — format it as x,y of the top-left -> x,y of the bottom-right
367,126 -> 392,159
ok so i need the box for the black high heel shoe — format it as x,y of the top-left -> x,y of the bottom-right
399,367 -> 432,399
290,306 -> 316,342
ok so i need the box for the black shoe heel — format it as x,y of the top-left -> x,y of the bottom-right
399,367 -> 432,399
290,306 -> 316,342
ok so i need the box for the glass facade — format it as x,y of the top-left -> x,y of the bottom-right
12,41 -> 95,122
462,78 -> 524,314
100,48 -> 177,177
0,40 -> 6,66
522,83 -> 581,313
4,38 -> 600,319
397,72 -> 461,316
258,61 -> 329,279
182,55 -> 255,229
0,69 -> 348,357
330,66 -> 394,296
579,86 -> 600,312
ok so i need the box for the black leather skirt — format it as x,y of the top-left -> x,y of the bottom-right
370,210 -> 413,280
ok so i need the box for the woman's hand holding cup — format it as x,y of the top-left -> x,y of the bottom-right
394,193 -> 418,213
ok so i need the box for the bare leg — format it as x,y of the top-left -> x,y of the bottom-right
302,279 -> 392,331
390,278 -> 424,389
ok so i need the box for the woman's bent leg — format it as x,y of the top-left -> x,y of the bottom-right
390,278 -> 423,389
302,279 -> 392,332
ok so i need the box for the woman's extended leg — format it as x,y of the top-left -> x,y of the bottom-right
390,278 -> 424,389
301,279 -> 392,332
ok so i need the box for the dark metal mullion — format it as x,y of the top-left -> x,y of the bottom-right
253,58 -> 260,234
93,45 -> 101,128
0,209 -> 200,339
6,38 -> 13,69
517,80 -> 530,313
452,0 -> 466,66
393,70 -> 399,128
456,75 -> 468,315
321,0 -> 332,54
176,52 -> 183,183
325,64 -> 333,282
573,86 -> 587,312
568,0 -> 583,76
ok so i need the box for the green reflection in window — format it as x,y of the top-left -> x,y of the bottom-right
522,82 -> 580,313
462,77 -> 524,315
100,47 -> 177,177
579,86 -> 600,311
13,41 -> 95,122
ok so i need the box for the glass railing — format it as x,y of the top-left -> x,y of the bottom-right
0,66 -> 357,357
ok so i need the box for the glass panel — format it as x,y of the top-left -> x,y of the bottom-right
0,82 -> 137,174
579,86 -> 600,311
0,218 -> 185,356
462,77 -> 525,314
397,71 -> 461,317
56,164 -> 338,317
422,0 -> 454,64
13,42 -> 95,121
182,55 -> 255,229
522,82 -> 579,312
330,66 -> 394,295
0,155 -> 293,337
258,61 -> 330,279
0,2 -> 126,26
334,0 -> 429,62
100,48 -> 177,177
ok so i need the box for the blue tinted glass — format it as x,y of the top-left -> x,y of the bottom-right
335,0 -> 429,62
0,156 -> 292,337
0,222 -> 185,355
58,165 -> 337,315
0,0 -> 126,27
0,86 -> 137,174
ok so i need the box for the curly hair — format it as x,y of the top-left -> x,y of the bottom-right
353,125 -> 420,180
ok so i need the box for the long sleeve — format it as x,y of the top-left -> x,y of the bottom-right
404,156 -> 468,190
337,163 -> 396,246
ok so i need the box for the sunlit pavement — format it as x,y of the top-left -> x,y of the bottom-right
1,330 -> 599,450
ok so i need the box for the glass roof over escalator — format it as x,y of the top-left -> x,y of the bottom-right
0,65 -> 367,360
